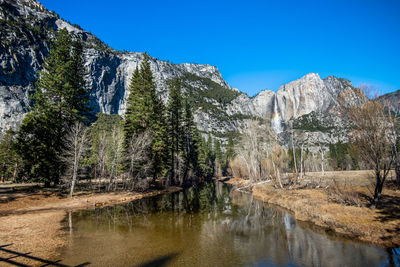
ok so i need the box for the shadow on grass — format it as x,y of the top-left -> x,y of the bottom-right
0,244 -> 90,267
358,191 -> 400,245
374,194 -> 400,222
135,252 -> 180,267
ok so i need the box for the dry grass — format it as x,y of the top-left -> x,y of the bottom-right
302,169 -> 396,186
222,177 -> 250,187
227,170 -> 400,248
326,180 -> 363,207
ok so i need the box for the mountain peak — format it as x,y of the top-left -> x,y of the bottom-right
302,72 -> 321,79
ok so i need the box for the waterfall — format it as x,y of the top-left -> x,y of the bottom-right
271,95 -> 283,133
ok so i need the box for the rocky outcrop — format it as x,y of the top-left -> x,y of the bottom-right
84,50 -> 230,115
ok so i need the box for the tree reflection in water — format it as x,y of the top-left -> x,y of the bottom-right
61,181 -> 397,267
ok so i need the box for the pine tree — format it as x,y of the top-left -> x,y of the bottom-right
206,133 -> 215,177
224,137 -> 235,175
0,129 -> 20,183
151,94 -> 168,180
17,112 -> 61,186
139,53 -> 155,126
167,78 -> 184,183
226,137 -> 235,160
16,28 -> 90,186
123,66 -> 144,149
182,98 -> 197,179
141,54 -> 168,180
214,139 -> 222,164
195,131 -> 209,178
123,53 -> 168,180
68,39 -> 91,123
214,139 -> 223,176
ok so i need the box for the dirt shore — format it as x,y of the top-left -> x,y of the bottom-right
224,171 -> 400,248
0,186 -> 181,266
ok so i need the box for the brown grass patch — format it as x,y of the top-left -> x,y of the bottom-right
226,171 -> 400,248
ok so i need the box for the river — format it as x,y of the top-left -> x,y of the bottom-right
60,180 -> 399,266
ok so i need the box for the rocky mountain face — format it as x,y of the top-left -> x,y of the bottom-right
0,0 -> 241,138
377,89 -> 400,114
227,73 -> 363,127
0,0 -> 396,148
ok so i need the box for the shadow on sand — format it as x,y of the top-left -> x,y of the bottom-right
0,244 -> 90,267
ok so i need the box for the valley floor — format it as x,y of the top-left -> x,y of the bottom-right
224,170 -> 400,248
0,185 -> 182,266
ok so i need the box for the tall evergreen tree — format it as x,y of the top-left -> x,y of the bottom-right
226,137 -> 234,159
151,94 -> 168,180
141,54 -> 168,180
206,133 -> 215,177
214,139 -> 223,176
167,78 -> 184,183
123,53 -> 167,180
182,98 -> 197,179
16,28 -> 89,186
194,131 -> 209,178
123,66 -> 144,150
224,137 -> 235,175
0,129 -> 20,183
214,139 -> 223,164
68,39 -> 91,123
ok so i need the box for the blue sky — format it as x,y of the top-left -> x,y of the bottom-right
40,0 -> 400,96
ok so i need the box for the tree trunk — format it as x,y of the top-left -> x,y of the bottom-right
300,144 -> 304,180
321,149 -> 325,176
13,162 -> 18,183
373,170 -> 383,207
276,168 -> 283,189
396,165 -> 400,187
394,150 -> 400,187
1,162 -> 5,183
291,134 -> 298,178
70,162 -> 78,197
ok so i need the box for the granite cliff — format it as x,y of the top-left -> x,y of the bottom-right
1,0 -> 398,147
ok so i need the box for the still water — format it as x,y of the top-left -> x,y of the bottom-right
60,181 -> 399,267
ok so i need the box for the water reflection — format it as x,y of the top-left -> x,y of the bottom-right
61,181 -> 397,267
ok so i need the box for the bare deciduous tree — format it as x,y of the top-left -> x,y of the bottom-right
342,99 -> 396,206
271,145 -> 287,188
290,122 -> 298,179
230,157 -> 248,179
61,122 -> 88,197
96,132 -> 108,180
127,131 -> 152,189
236,120 -> 276,183
319,144 -> 325,176
107,125 -> 124,190
299,143 -> 304,179
393,138 -> 400,187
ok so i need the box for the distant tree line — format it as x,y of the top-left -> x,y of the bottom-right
228,95 -> 400,207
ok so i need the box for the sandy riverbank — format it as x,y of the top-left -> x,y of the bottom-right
224,171 -> 400,248
0,186 -> 181,266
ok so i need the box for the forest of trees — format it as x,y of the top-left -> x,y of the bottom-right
0,28 -> 399,207
228,99 -> 400,206
0,29 -> 230,196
